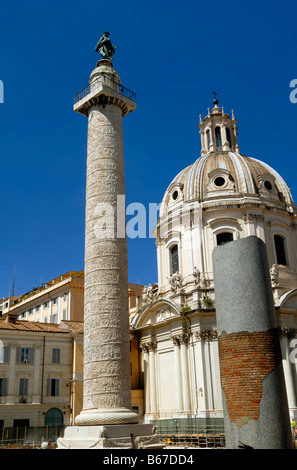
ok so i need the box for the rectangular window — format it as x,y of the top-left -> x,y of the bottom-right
43,302 -> 49,309
13,419 -> 30,428
52,348 -> 61,364
0,378 -> 8,397
170,245 -> 179,274
62,309 -> 67,320
0,344 -> 9,363
17,347 -> 34,364
274,235 -> 288,265
19,378 -> 28,396
47,378 -> 60,397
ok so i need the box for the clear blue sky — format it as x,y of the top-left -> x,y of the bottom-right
0,0 -> 297,298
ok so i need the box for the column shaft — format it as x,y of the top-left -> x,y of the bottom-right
75,63 -> 138,426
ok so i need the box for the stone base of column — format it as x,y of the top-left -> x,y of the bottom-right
74,408 -> 139,426
57,423 -> 164,449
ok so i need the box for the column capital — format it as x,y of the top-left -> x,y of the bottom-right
171,332 -> 189,345
140,340 -> 156,352
195,329 -> 218,341
170,335 -> 180,346
279,327 -> 297,339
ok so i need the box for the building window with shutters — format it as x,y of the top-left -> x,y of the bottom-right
0,378 -> 8,397
52,348 -> 61,364
19,378 -> 29,397
47,378 -> 60,397
0,343 -> 9,363
17,347 -> 34,364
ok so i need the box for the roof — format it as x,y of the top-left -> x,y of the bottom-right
13,271 -> 84,304
60,321 -> 84,332
161,151 -> 295,210
0,319 -> 71,333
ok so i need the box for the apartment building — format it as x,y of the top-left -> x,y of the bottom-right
0,316 -> 77,428
0,272 -> 145,427
7,271 -> 84,324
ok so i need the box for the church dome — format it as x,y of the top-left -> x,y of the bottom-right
162,151 -> 295,212
160,100 -> 295,215
154,101 -> 297,301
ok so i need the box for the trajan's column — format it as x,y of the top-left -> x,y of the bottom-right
58,33 -> 160,449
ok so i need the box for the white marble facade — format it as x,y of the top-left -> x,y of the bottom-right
132,100 -> 297,422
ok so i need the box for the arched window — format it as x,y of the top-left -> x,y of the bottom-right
215,127 -> 222,150
45,408 -> 63,427
170,245 -> 179,274
274,235 -> 287,265
217,232 -> 234,246
206,129 -> 211,149
226,127 -> 232,148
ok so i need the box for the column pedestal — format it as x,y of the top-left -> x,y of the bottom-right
58,423 -> 162,449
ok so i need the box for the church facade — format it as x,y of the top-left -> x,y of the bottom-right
131,99 -> 297,424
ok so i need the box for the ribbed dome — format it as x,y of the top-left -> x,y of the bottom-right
162,151 -> 295,212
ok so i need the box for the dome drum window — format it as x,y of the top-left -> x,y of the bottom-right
216,232 -> 234,246
207,169 -> 235,194
172,190 -> 179,201
260,173 -> 279,198
164,183 -> 184,209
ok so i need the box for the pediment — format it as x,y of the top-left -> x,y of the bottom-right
131,299 -> 181,329
276,289 -> 297,310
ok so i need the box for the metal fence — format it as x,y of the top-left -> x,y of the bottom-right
0,425 -> 65,449
151,418 -> 225,448
74,73 -> 136,104
0,420 -> 225,449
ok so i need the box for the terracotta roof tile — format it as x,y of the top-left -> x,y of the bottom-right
0,320 -> 70,333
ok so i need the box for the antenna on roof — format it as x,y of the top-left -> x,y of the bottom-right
11,266 -> 16,296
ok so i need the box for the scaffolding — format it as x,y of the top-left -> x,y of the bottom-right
151,418 -> 225,448
0,425 -> 65,449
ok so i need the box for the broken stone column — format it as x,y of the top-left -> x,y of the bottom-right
212,236 -> 293,449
